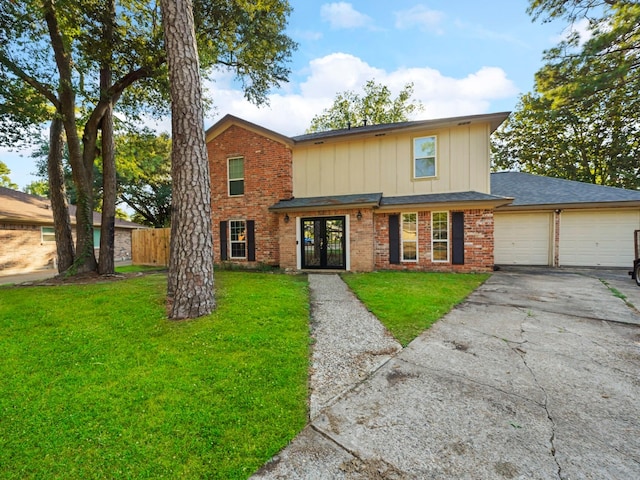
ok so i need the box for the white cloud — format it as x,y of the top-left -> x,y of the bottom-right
394,5 -> 445,33
558,18 -> 593,46
320,2 -> 373,29
202,54 -> 518,136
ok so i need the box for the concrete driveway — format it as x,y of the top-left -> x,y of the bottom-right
253,268 -> 640,479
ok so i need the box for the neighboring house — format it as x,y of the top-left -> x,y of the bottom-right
206,112 -> 513,273
0,187 -> 144,275
491,172 -> 640,268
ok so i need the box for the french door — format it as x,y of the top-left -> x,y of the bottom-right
301,216 -> 346,269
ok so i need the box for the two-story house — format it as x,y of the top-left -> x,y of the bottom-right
206,112 -> 513,272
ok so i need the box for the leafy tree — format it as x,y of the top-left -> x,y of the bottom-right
307,80 -> 423,133
529,1 -> 640,109
0,160 -> 17,189
492,1 -> 640,189
116,131 -> 172,228
491,90 -> 640,188
0,0 -> 296,276
24,180 -> 49,197
161,0 -> 214,319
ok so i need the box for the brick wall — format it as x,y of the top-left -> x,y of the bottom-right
0,224 -> 56,275
279,208 -> 375,272
0,224 -> 134,276
374,209 -> 494,273
114,229 -> 133,261
207,125 -> 292,267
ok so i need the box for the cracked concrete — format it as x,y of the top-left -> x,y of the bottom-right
252,268 -> 640,479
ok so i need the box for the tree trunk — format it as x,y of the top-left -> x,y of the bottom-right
98,100 -> 116,274
47,115 -> 75,273
43,0 -> 97,274
98,0 -> 116,275
161,0 -> 215,319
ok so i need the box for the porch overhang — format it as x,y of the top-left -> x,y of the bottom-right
269,193 -> 383,213
377,191 -> 513,211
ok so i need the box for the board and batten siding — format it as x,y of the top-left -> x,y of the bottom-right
292,123 -> 492,198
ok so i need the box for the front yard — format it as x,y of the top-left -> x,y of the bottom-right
0,269 -> 488,479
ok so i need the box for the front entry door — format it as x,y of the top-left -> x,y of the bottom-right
301,216 -> 346,269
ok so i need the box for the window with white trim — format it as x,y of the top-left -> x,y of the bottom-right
401,213 -> 417,262
229,220 -> 247,258
41,227 -> 55,243
228,157 -> 244,196
413,136 -> 437,178
431,211 -> 449,262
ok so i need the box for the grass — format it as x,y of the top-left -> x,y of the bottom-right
115,264 -> 167,273
0,271 -> 309,479
342,271 -> 491,346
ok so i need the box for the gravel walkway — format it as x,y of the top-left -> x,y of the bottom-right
307,274 -> 402,418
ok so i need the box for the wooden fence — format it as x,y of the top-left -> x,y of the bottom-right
132,228 -> 170,266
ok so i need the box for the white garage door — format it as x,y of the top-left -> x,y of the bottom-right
559,209 -> 640,267
494,212 -> 552,265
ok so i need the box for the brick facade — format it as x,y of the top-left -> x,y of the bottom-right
374,209 -> 494,273
0,224 -> 56,274
0,223 -> 134,276
207,124 -> 293,267
278,208 -> 375,272
206,117 -> 498,273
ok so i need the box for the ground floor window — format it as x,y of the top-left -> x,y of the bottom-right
401,213 -> 417,261
41,227 -> 55,243
229,220 -> 246,258
432,211 -> 449,262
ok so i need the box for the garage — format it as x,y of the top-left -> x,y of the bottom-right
491,172 -> 640,268
558,209 -> 640,267
494,212 -> 552,265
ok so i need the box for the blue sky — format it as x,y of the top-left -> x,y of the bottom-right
2,0 -> 576,190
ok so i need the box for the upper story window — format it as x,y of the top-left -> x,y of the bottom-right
228,157 -> 244,196
413,136 -> 437,179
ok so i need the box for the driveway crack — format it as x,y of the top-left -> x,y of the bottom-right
507,323 -> 565,480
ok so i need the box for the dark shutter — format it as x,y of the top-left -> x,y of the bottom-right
219,221 -> 228,261
452,212 -> 464,265
389,214 -> 400,264
247,220 -> 256,261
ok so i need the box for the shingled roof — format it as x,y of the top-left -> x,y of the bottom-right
291,111 -> 510,145
491,172 -> 640,209
0,186 -> 143,228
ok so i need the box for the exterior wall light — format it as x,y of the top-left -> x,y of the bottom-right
284,213 -> 290,223
356,210 -> 363,221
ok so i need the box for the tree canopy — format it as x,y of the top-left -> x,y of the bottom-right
307,80 -> 423,133
0,0 -> 296,275
116,131 -> 172,227
492,1 -> 640,189
0,160 -> 17,189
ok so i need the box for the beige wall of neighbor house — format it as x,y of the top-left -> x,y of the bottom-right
292,123 -> 492,198
0,224 -> 57,274
0,224 -> 136,276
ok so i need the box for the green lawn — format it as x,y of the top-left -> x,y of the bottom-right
342,271 -> 490,346
0,268 -> 489,479
0,271 -> 309,479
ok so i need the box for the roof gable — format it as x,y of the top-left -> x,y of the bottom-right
205,114 -> 294,147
